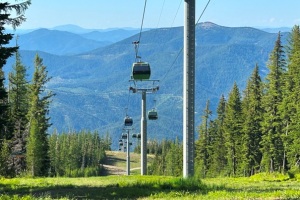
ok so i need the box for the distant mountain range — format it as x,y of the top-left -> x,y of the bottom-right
4,22 -> 290,149
8,25 -> 143,55
16,29 -> 109,55
259,27 -> 291,33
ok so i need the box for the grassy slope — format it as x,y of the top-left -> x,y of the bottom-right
103,151 -> 154,175
0,152 -> 299,199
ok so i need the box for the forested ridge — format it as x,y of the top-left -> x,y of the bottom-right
193,29 -> 300,177
1,1 -> 299,179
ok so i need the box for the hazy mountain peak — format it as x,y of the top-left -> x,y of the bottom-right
52,24 -> 91,34
199,22 -> 219,29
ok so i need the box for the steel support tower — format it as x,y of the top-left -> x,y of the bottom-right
141,90 -> 147,175
183,0 -> 195,178
124,129 -> 131,175
129,80 -> 159,175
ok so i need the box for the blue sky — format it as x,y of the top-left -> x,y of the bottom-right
12,0 -> 300,29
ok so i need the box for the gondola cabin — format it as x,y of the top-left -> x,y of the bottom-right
124,116 -> 133,126
148,109 -> 158,120
133,133 -> 141,138
132,62 -> 151,80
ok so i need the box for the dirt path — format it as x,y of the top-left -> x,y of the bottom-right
102,164 -> 141,175
102,151 -> 150,175
102,164 -> 126,175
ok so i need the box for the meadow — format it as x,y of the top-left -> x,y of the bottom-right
0,173 -> 300,199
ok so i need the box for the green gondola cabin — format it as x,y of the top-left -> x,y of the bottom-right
132,62 -> 151,80
124,116 -> 133,126
148,109 -> 158,120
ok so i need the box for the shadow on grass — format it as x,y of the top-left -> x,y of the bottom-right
0,178 -> 213,199
104,156 -> 126,166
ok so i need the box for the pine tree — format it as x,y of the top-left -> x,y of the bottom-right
260,33 -> 286,173
8,49 -> 29,175
224,82 -> 243,176
195,100 -> 212,178
209,95 -> 227,176
0,0 -> 30,177
0,67 -> 10,140
0,1 -> 31,138
241,64 -> 263,176
165,138 -> 182,176
48,130 -> 58,176
0,3 -> 16,144
26,54 -> 53,176
280,26 -> 300,171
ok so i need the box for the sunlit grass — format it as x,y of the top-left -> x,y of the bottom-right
0,174 -> 300,199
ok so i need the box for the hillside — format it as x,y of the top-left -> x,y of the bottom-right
7,26 -> 141,55
81,29 -> 141,42
4,22 -> 288,149
16,28 -> 108,55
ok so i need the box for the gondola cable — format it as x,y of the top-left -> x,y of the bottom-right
171,0 -> 183,27
159,0 -> 212,84
134,0 -> 148,61
150,0 -> 167,43
156,0 -> 183,83
196,0 -> 211,24
155,0 -> 166,29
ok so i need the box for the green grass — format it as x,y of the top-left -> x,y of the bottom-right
0,174 -> 300,199
1,151 -> 299,199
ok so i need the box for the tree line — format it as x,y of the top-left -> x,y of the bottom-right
194,27 -> 300,178
48,131 -> 110,177
144,139 -> 183,176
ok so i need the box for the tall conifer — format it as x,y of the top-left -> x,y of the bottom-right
280,26 -> 300,171
195,100 -> 212,178
224,82 -> 243,176
0,1 -> 30,176
209,95 -> 227,176
8,49 -> 29,175
241,64 -> 263,176
260,33 -> 286,172
0,1 -> 31,137
26,54 -> 53,176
